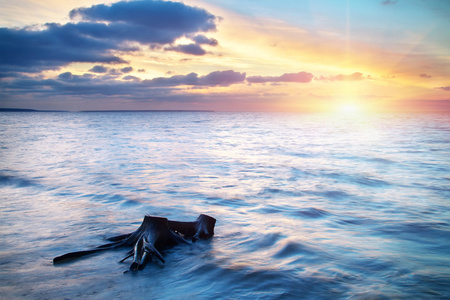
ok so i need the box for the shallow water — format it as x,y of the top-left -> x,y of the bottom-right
0,111 -> 449,299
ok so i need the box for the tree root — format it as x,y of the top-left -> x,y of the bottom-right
53,214 -> 216,271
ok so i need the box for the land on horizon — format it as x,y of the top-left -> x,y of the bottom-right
0,108 -> 215,113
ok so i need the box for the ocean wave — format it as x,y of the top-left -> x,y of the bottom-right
249,205 -> 332,219
250,205 -> 285,214
291,207 -> 331,219
335,217 -> 375,226
258,187 -> 304,198
237,232 -> 283,251
324,171 -> 391,187
375,221 -> 450,242
120,199 -> 142,207
0,173 -> 38,188
208,196 -> 253,208
367,157 -> 396,164
312,190 -> 353,200
2,112 -> 449,299
282,151 -> 312,158
273,240 -> 316,259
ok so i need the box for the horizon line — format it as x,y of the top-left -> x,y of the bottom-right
1,108 -> 449,114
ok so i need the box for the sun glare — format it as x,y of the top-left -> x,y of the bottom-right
337,103 -> 361,115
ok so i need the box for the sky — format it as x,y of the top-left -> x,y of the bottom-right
0,0 -> 449,112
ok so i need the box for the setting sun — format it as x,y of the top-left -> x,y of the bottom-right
338,103 -> 360,114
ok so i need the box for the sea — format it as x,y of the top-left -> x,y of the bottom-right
0,111 -> 449,299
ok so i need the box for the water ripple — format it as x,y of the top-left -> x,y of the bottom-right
292,207 -> 331,219
1,112 -> 449,299
0,172 -> 38,188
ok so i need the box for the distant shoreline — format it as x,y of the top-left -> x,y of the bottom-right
0,108 -> 214,113
0,108 -> 65,112
80,110 -> 215,113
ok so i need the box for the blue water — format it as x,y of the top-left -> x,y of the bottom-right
0,111 -> 449,299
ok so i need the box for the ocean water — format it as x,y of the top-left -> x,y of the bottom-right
0,111 -> 449,299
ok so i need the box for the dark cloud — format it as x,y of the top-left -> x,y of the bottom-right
0,0 -> 218,74
0,68 -> 336,108
144,72 -> 200,86
0,25 -> 125,73
70,0 -> 216,33
57,72 -> 100,83
89,65 -> 108,73
108,68 -> 122,76
121,67 -> 133,73
435,86 -> 450,91
247,71 -> 313,83
58,72 -> 73,81
3,75 -> 141,97
192,35 -> 218,46
1,69 -> 247,102
419,73 -> 432,78
67,0 -> 217,46
123,75 -> 141,82
201,70 -> 246,86
165,43 -> 207,56
144,70 -> 246,87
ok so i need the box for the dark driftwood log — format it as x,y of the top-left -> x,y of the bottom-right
53,214 -> 216,271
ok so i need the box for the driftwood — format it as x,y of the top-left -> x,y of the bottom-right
53,214 -> 216,271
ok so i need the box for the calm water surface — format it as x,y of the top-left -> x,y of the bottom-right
0,112 -> 449,299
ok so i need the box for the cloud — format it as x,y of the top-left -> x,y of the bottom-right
419,73 -> 432,78
317,72 -> 365,81
144,70 -> 246,86
262,92 -> 290,97
4,75 -> 142,97
435,86 -> 450,91
247,71 -> 313,84
144,72 -> 200,86
89,65 -> 108,73
1,69 -> 249,103
165,43 -> 207,56
4,69 -> 382,105
70,0 -> 216,34
0,0 -> 218,74
0,25 -> 125,73
330,72 -> 364,81
192,35 -> 218,46
245,71 -> 364,84
58,72 -> 73,81
121,67 -> 133,73
108,69 -> 122,76
201,70 -> 246,86
123,75 -> 141,82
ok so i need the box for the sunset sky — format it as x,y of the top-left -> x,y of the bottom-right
1,0 -> 449,112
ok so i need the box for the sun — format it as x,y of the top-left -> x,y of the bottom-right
335,102 -> 364,115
